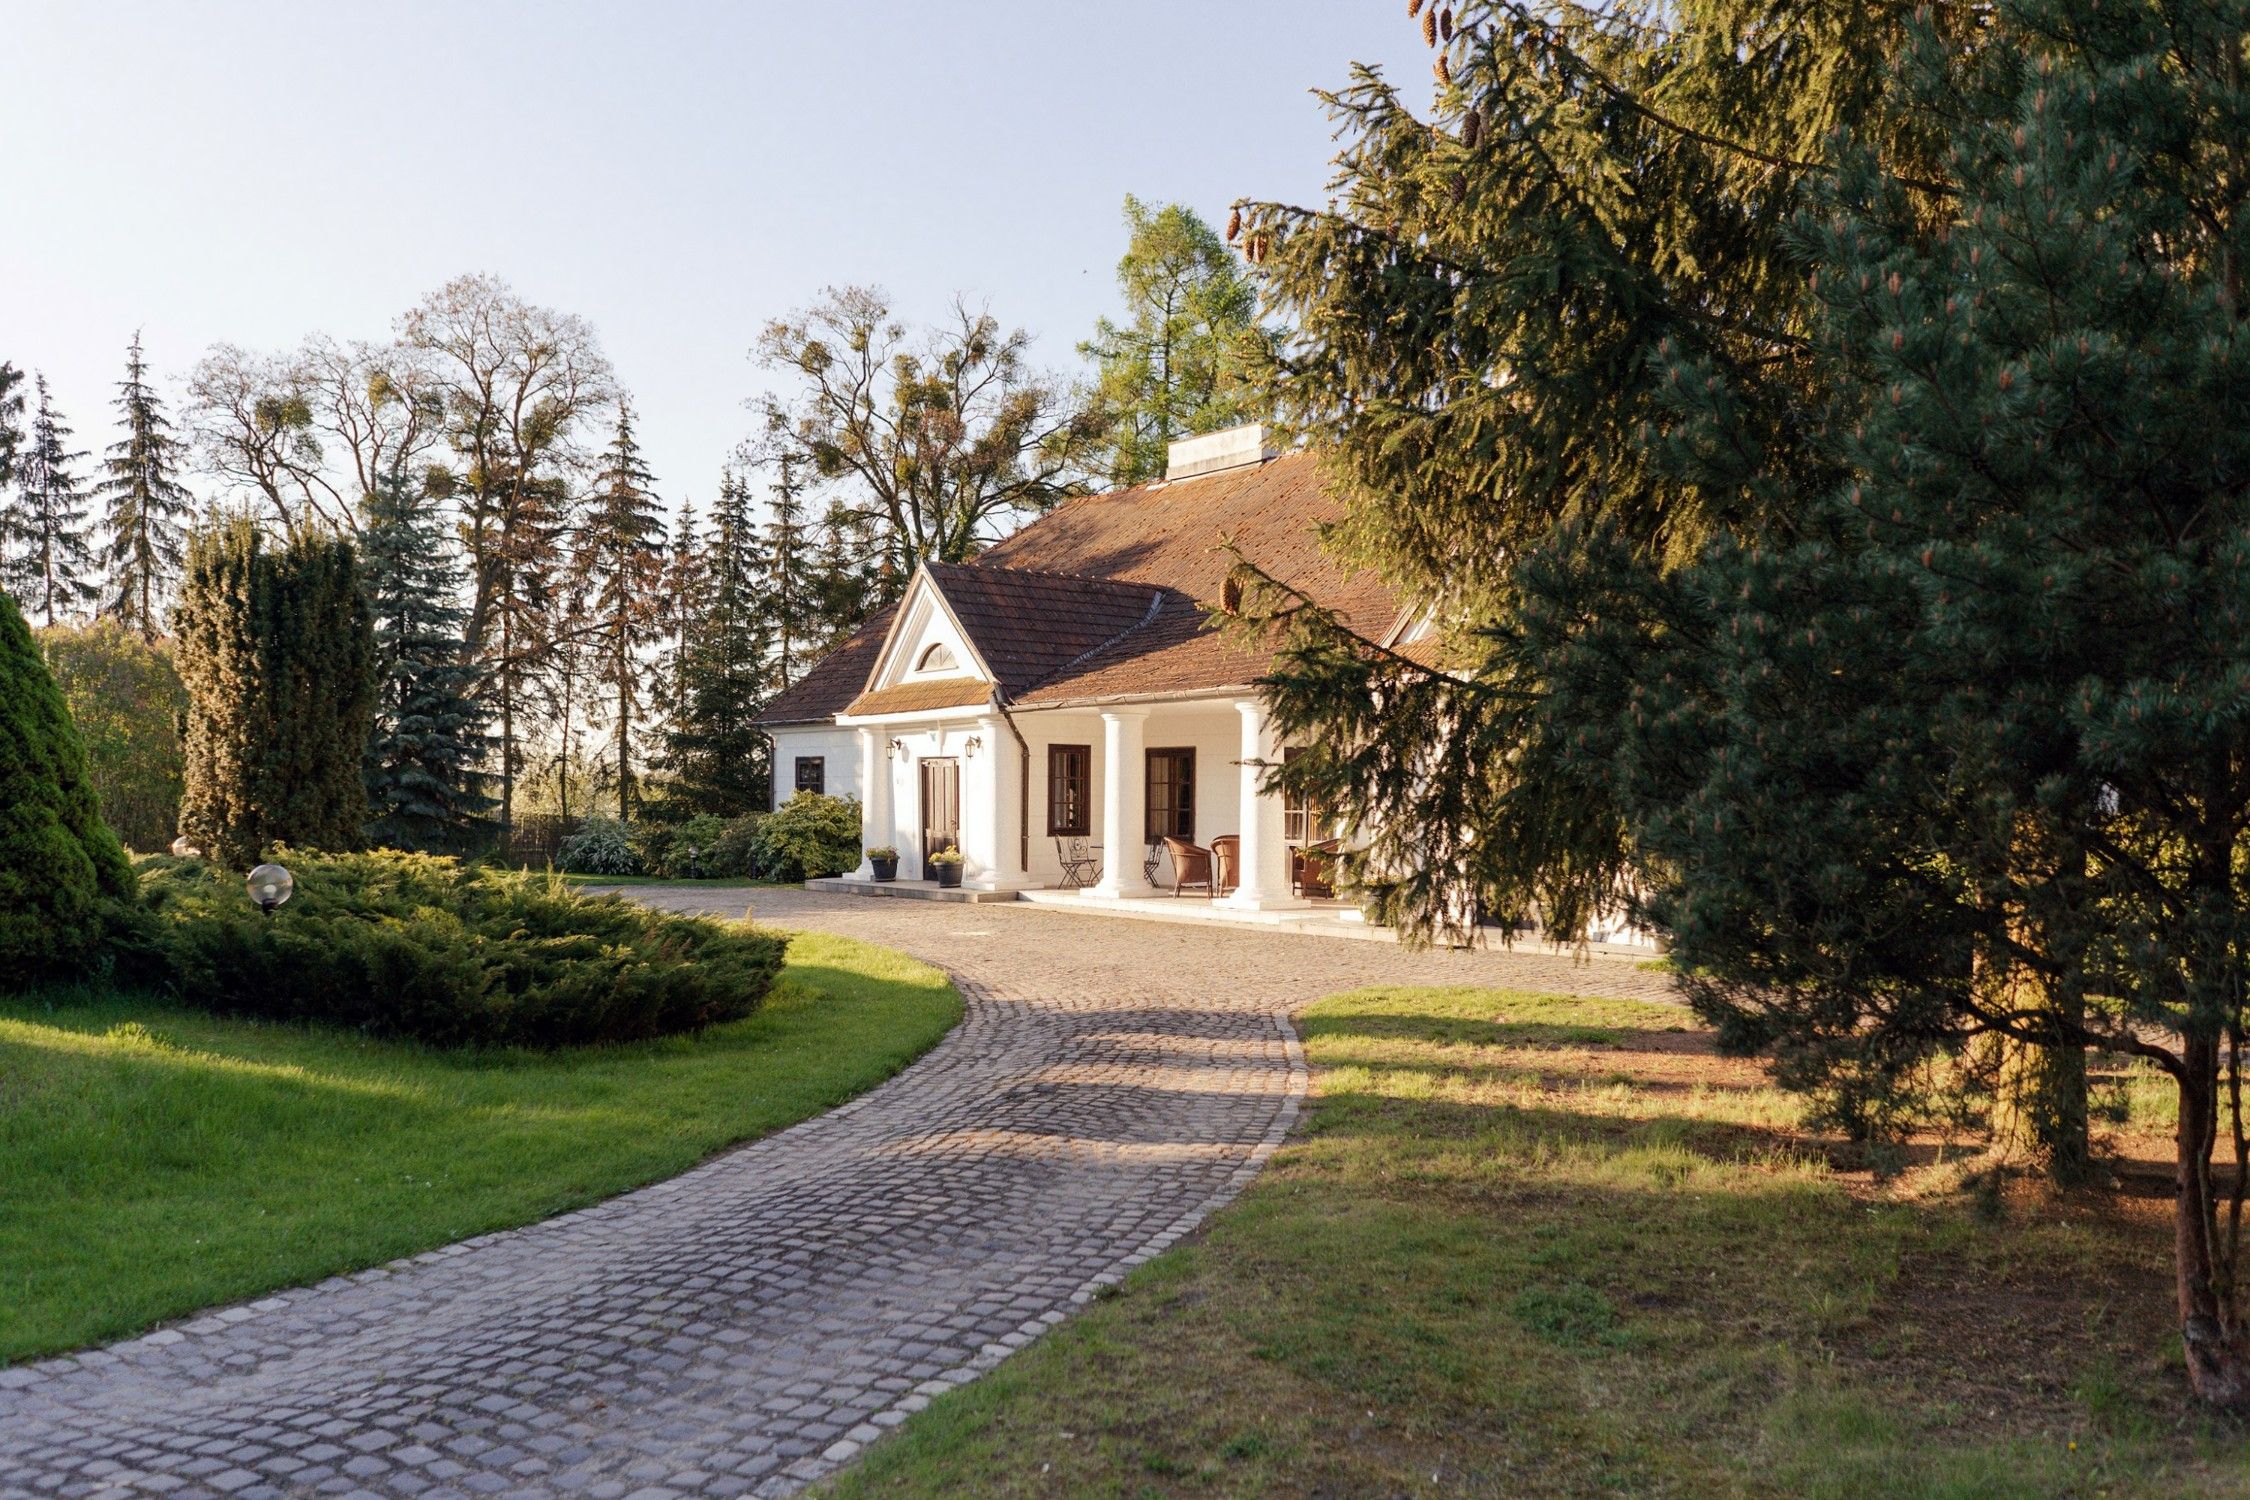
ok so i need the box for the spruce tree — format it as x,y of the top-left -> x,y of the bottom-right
577,402 -> 666,821
174,518 -> 376,866
97,334 -> 194,640
655,495 -> 706,743
1237,0 -> 2250,1410
0,589 -> 137,984
360,466 -> 492,851
0,361 -> 22,498
665,469 -> 770,815
4,376 -> 101,627
760,454 -> 823,690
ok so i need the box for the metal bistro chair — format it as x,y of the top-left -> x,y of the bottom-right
1055,837 -> 1101,891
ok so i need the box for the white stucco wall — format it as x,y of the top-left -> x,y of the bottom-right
766,726 -> 861,811
1012,701 -> 1247,889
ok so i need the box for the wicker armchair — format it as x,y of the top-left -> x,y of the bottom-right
1209,835 -> 1240,895
1159,835 -> 1216,896
1292,838 -> 1340,899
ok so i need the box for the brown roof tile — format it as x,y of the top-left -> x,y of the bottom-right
842,677 -> 996,717
923,562 -> 1162,696
761,449 -> 1404,724
754,604 -> 897,726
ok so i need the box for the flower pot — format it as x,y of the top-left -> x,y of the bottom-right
934,862 -> 963,889
871,855 -> 898,882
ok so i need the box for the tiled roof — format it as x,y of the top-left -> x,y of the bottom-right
755,604 -> 897,725
762,450 -> 1405,724
922,562 -> 1163,696
842,677 -> 995,717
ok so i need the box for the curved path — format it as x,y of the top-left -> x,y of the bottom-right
0,890 -> 1679,1500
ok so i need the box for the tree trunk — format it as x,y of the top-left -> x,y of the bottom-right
2176,1035 -> 2250,1410
1976,952 -> 2092,1183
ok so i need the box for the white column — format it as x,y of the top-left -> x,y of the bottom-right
851,727 -> 890,881
965,715 -> 1027,890
1092,708 -> 1152,898
1226,697 -> 1304,909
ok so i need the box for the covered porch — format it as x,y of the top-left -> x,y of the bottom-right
838,692 -> 1344,914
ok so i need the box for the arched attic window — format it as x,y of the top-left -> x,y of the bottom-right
916,643 -> 959,673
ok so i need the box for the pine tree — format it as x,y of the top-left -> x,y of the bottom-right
97,334 -> 194,640
577,402 -> 667,822
4,376 -> 101,627
1081,197 -> 1274,485
175,518 -> 376,866
1236,0 -> 2250,1411
360,466 -> 492,851
665,468 -> 770,815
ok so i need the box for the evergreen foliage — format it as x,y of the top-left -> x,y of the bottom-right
139,849 -> 787,1048
0,590 -> 137,983
1081,196 -> 1274,484
5,376 -> 102,627
36,618 -> 186,853
174,518 -> 377,867
665,469 -> 772,816
0,361 -> 22,506
578,403 -> 667,821
96,334 -> 194,641
1234,0 -> 2250,1408
759,455 -> 825,690
360,466 -> 492,852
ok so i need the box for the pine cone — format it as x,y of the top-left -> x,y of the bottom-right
1440,7 -> 1454,42
1436,55 -> 1452,84
1225,206 -> 1242,242
1422,7 -> 1437,45
1408,0 -> 1424,15
1464,106 -> 1483,149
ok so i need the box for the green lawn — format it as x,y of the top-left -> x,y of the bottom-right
823,984 -> 2248,1499
0,930 -> 958,1365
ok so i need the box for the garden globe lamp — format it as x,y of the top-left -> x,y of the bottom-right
246,863 -> 294,917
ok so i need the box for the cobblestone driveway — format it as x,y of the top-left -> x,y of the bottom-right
0,890 -> 1680,1500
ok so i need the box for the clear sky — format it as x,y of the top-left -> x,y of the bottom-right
1,1 -> 1427,519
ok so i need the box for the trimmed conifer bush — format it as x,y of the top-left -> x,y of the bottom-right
0,591 -> 139,982
140,849 -> 786,1048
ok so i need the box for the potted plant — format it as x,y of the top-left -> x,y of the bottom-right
866,845 -> 900,882
929,846 -> 965,889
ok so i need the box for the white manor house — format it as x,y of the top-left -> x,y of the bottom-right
757,424 -> 1649,945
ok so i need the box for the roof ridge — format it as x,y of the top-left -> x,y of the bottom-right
937,557 -> 1165,592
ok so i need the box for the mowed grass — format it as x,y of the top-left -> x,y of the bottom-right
0,929 -> 959,1365
824,984 -> 2250,1498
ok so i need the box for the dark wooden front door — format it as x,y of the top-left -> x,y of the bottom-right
919,758 -> 960,878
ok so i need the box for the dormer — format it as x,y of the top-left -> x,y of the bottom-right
842,567 -> 998,718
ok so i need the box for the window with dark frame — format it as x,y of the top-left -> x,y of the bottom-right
1282,746 -> 1329,843
1145,748 -> 1196,842
794,756 -> 825,796
1046,744 -> 1091,837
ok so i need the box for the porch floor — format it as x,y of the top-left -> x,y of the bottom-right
803,877 -> 1020,905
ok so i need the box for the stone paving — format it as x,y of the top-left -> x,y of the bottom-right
0,889 -> 1680,1500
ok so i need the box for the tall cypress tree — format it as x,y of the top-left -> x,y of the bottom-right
97,334 -> 194,641
4,376 -> 100,627
361,467 -> 492,851
174,518 -> 376,866
577,402 -> 666,821
665,469 -> 770,815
